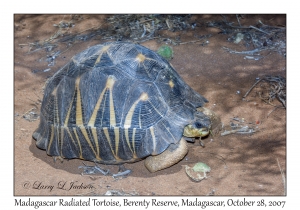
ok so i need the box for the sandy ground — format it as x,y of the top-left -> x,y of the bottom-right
14,14 -> 286,196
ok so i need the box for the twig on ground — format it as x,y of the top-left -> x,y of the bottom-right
243,76 -> 286,109
242,77 -> 263,98
276,158 -> 286,195
267,106 -> 281,118
249,25 -> 271,35
211,15 -> 286,58
223,47 -> 263,55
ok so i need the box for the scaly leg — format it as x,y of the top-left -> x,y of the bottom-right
144,138 -> 188,173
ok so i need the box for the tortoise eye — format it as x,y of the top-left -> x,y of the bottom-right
194,122 -> 203,128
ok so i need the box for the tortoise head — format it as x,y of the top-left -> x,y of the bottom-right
183,110 -> 211,138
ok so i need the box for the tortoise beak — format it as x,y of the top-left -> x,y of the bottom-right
198,127 -> 210,137
183,125 -> 210,138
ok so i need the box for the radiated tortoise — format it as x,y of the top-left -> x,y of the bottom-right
32,41 -> 213,173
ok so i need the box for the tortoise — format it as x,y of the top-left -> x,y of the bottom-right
32,41 -> 213,174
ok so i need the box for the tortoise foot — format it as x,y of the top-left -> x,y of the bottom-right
144,138 -> 188,173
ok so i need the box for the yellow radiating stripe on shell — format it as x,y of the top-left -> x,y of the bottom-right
126,92 -> 163,129
51,87 -> 59,127
124,128 -> 137,158
109,80 -> 116,127
169,80 -> 175,88
150,127 -> 157,155
124,100 -> 139,128
35,131 -> 43,143
125,128 -> 133,154
88,88 -> 106,126
132,128 -> 137,158
47,125 -> 54,153
74,77 -> 98,158
75,77 -> 83,125
80,127 -> 98,158
124,92 -> 149,128
51,87 -> 58,95
103,127 -> 118,159
136,53 -> 146,63
94,45 -> 110,65
52,88 -> 63,156
88,75 -> 116,127
73,128 -> 83,159
114,127 -> 120,159
91,127 -> 101,159
64,88 -> 76,126
60,126 -> 64,157
66,128 -> 77,151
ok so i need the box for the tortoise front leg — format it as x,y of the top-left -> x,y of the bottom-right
144,138 -> 188,173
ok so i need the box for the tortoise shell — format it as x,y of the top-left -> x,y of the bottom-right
33,42 -> 208,164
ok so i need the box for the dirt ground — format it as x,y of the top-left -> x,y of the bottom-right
14,14 -> 286,196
